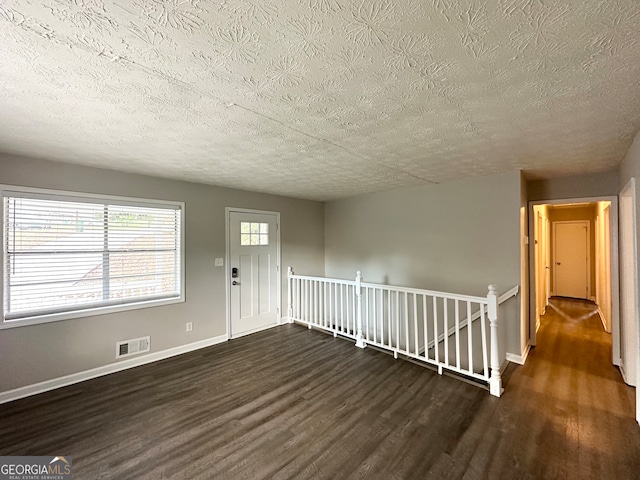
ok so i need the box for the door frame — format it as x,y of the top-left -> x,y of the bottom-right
225,207 -> 282,339
528,196 -> 619,363
619,180 -> 639,392
533,209 -> 550,330
551,220 -> 590,299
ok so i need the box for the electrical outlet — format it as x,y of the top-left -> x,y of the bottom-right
186,322 -> 193,332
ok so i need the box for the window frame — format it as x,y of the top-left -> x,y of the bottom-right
1,185 -> 186,329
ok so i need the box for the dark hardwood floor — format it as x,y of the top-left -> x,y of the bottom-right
1,298 -> 639,479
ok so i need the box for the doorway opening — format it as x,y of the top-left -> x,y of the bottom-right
528,197 -> 620,367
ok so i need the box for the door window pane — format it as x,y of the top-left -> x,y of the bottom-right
240,222 -> 269,246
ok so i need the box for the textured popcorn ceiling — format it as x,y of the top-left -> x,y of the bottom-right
1,1 -> 639,200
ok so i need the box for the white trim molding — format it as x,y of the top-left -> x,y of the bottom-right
0,334 -> 228,405
597,307 -> 608,333
506,343 -> 531,365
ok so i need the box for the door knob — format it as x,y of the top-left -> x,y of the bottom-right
232,281 -> 239,286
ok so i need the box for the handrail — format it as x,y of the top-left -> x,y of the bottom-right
288,274 -> 491,303
499,285 -> 520,304
289,274 -> 355,285
361,281 -> 487,303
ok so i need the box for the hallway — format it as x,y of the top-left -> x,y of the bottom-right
496,297 -> 639,478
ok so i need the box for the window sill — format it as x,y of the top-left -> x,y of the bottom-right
0,295 -> 185,329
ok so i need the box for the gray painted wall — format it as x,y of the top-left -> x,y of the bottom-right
0,153 -> 325,391
324,171 -> 523,358
527,171 -> 619,201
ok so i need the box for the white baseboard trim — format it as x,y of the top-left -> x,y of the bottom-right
0,334 -> 228,405
506,343 -> 531,365
596,307 -> 611,333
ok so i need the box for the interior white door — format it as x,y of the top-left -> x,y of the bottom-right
229,211 -> 279,338
553,221 -> 589,299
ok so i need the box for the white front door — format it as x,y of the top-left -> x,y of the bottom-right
228,210 -> 280,338
553,221 -> 589,299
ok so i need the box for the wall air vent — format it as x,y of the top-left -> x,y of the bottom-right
116,336 -> 150,359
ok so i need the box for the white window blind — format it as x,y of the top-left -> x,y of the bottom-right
3,191 -> 182,322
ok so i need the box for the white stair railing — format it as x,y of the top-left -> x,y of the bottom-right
287,267 -> 507,397
426,285 -> 519,350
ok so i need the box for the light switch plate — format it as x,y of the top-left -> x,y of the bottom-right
215,258 -> 224,267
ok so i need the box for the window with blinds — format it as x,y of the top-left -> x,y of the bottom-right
2,188 -> 184,326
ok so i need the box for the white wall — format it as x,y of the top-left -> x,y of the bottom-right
324,171 -> 522,359
0,153 -> 325,392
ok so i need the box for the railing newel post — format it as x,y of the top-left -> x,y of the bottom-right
287,267 -> 294,324
488,284 -> 503,397
355,271 -> 366,349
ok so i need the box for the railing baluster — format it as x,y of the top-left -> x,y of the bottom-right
480,301 -> 488,379
355,272 -> 365,348
384,289 -> 392,348
287,267 -> 293,323
299,278 -> 302,320
413,294 -> 418,356
352,284 -> 356,335
455,299 -> 460,370
365,287 -> 370,342
335,282 -> 339,332
308,280 -> 312,325
467,301 -> 473,375
309,280 -> 313,325
323,281 -> 326,328
313,280 -> 317,325
333,282 -> 338,337
374,288 -> 378,344
404,292 -> 409,354
433,297 -> 439,369
443,298 -> 449,367
305,280 -> 311,328
340,284 -> 344,333
352,284 -> 356,334
297,278 -> 301,320
344,283 -> 348,333
423,295 -> 428,360
394,290 -> 400,358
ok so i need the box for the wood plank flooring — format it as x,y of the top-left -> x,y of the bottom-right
1,298 -> 639,479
